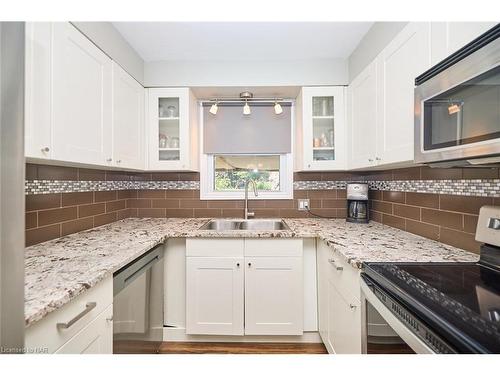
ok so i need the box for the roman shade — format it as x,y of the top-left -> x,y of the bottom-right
203,104 -> 292,154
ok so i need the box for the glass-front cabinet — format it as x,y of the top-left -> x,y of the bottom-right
296,87 -> 346,170
147,88 -> 199,171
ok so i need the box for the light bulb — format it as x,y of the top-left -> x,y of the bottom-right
209,101 -> 218,115
243,100 -> 251,115
274,101 -> 283,115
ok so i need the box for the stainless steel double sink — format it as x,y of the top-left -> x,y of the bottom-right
199,219 -> 290,231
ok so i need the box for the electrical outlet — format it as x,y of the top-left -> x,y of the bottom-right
298,199 -> 310,211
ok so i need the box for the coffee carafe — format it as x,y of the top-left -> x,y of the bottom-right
346,183 -> 369,223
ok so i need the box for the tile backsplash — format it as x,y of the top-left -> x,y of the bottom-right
25,164 -> 500,251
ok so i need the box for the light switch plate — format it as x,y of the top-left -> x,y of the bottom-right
298,199 -> 310,211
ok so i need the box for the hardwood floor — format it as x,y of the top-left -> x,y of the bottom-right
114,340 -> 328,354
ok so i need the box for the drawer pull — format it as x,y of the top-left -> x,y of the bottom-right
328,258 -> 343,271
56,302 -> 97,329
349,304 -> 357,310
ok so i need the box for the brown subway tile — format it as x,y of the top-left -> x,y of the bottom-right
137,208 -> 166,218
420,167 -> 462,180
116,208 -> 133,220
382,214 -> 406,230
463,215 -> 479,234
392,167 -> 421,180
79,203 -> 105,218
265,200 -> 295,209
38,207 -> 77,226
78,168 -> 106,181
128,190 -> 138,198
138,189 -> 165,199
117,190 -> 133,199
105,171 -> 130,181
337,189 -> 347,199
278,209 -> 308,218
246,200 -> 267,209
94,212 -> 118,227
26,212 -> 37,229
370,210 -> 382,223
370,190 -> 383,201
150,172 -> 179,181
127,199 -> 152,209
362,170 -> 393,181
106,200 -> 126,213
322,199 -> 346,208
165,209 -> 194,218
165,190 -> 195,198
406,192 -> 439,209
61,217 -> 93,236
462,167 -> 499,179
309,199 -> 322,209
252,209 -> 281,218
95,191 -> 117,203
26,194 -> 61,211
194,208 -> 223,218
62,192 -> 93,207
321,172 -> 354,181
152,199 -> 180,208
207,200 -> 240,209
393,204 -> 420,220
337,208 -> 347,217
293,190 -> 308,199
308,190 -> 336,199
382,191 -> 405,204
178,172 -> 200,181
221,209 -> 244,218
421,208 -> 463,231
405,220 -> 439,241
371,200 -> 393,214
294,172 -> 323,181
309,209 -> 339,218
38,165 -> 78,181
493,197 -> 500,206
439,194 -> 493,215
26,224 -> 60,246
26,164 -> 38,180
128,208 -> 138,217
129,173 -> 152,181
439,228 -> 481,254
179,199 -> 207,209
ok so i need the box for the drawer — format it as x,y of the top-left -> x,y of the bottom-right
322,242 -> 361,302
186,238 -> 244,257
26,276 -> 113,353
244,238 -> 303,257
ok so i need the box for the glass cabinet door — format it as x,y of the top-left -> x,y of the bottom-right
311,96 -> 335,161
158,97 -> 180,162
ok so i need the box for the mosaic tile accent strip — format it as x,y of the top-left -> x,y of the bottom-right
25,180 -> 200,195
26,178 -> 500,197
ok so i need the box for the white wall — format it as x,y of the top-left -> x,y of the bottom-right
348,22 -> 408,82
71,22 -> 144,84
144,59 -> 349,87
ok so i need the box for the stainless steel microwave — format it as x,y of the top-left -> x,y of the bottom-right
414,24 -> 500,166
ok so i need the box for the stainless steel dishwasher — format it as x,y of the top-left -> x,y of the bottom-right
113,244 -> 164,354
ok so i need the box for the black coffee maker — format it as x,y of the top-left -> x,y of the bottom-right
346,183 -> 369,223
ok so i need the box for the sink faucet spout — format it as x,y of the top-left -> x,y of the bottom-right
244,179 -> 258,220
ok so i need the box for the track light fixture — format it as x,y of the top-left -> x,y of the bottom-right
274,100 -> 283,115
209,100 -> 218,115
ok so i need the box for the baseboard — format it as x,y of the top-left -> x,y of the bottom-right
163,327 -> 322,343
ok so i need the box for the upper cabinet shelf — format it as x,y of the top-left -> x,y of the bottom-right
295,86 -> 346,171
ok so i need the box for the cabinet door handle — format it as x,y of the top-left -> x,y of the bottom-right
368,158 -> 373,162
106,158 -> 112,162
328,258 -> 343,271
236,263 -> 240,267
116,159 -> 122,164
56,302 -> 96,329
106,315 -> 113,323
248,262 -> 252,267
375,157 -> 381,161
41,147 -> 50,152
349,304 -> 357,310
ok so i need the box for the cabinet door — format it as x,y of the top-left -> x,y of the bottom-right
327,279 -> 361,354
244,257 -> 303,335
51,22 -> 112,166
316,241 -> 330,350
186,257 -> 244,335
147,88 -> 190,170
376,22 -> 430,165
55,305 -> 113,354
302,86 -> 346,171
112,62 -> 145,170
348,61 -> 378,169
25,22 -> 52,159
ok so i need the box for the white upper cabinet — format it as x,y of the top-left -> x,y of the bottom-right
375,22 -> 431,166
296,86 -> 346,171
430,22 -> 498,65
147,88 -> 199,171
347,61 -> 378,169
112,62 -> 145,170
51,22 -> 113,166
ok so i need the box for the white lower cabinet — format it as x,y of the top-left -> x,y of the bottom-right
244,257 -> 303,335
55,305 -> 113,354
185,257 -> 244,335
317,240 -> 361,354
185,239 -> 303,336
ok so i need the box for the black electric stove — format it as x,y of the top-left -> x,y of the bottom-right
362,206 -> 500,353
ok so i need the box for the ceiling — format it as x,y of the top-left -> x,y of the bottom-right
112,22 -> 373,62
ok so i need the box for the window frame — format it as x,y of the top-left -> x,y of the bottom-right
199,101 -> 295,200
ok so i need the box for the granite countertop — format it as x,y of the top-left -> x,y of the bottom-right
25,217 -> 479,327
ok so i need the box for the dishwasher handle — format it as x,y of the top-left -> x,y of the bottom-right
113,244 -> 164,296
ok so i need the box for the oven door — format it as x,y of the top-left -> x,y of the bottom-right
414,34 -> 500,165
361,275 -> 442,354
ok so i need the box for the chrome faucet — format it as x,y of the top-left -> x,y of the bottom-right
244,179 -> 258,219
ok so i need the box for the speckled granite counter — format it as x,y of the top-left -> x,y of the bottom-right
25,217 -> 478,327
